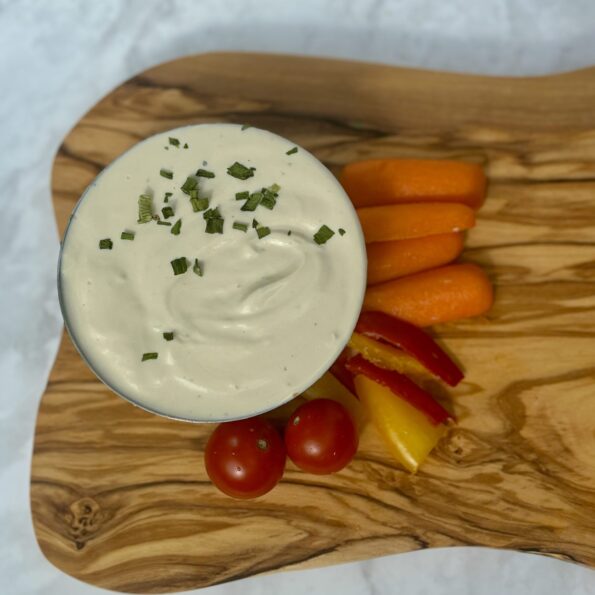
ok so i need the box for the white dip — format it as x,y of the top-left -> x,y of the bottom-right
59,124 -> 366,421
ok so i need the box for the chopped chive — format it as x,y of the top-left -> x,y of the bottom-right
314,224 -> 335,245
192,258 -> 203,276
252,218 -> 259,228
196,168 -> 215,178
161,206 -> 175,219
170,257 -> 188,275
286,146 -> 298,155
163,332 -> 174,341
241,192 -> 262,211
235,191 -> 250,201
339,228 -> 346,236
142,352 -> 158,361
260,192 -> 276,210
241,124 -> 251,131
99,238 -> 113,250
287,230 -> 292,236
227,162 -> 255,180
180,176 -> 198,194
183,143 -> 189,149
165,146 -> 169,150
160,168 -> 173,179
137,193 -> 153,223
171,219 -> 182,235
164,192 -> 173,203
269,183 -> 281,193
157,220 -> 172,226
188,189 -> 198,199
169,137 -> 180,147
256,226 -> 271,239
205,218 -> 224,234
190,197 -> 209,212
120,231 -> 135,241
233,222 -> 248,232
203,206 -> 222,220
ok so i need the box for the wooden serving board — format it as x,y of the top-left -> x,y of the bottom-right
31,53 -> 595,593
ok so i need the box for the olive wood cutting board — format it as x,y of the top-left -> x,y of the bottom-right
30,52 -> 595,593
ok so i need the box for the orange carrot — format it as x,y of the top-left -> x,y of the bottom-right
363,263 -> 493,327
357,203 -> 475,243
367,233 -> 464,285
340,159 -> 486,210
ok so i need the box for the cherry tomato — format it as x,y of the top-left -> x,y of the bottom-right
285,399 -> 358,474
205,417 -> 286,499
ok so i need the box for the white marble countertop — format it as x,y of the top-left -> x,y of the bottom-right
1,1 -> 594,594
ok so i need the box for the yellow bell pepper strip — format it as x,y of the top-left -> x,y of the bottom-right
349,332 -> 428,379
347,354 -> 453,425
356,311 -> 464,386
354,374 -> 447,472
301,371 -> 367,432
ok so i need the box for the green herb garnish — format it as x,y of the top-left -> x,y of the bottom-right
192,259 -> 203,276
203,206 -> 221,220
160,168 -> 173,179
314,225 -> 335,245
170,257 -> 188,275
171,219 -> 182,235
157,221 -> 172,226
227,162 -> 255,180
339,228 -> 346,236
206,218 -> 224,234
252,218 -> 259,228
196,169 -> 215,178
233,222 -> 248,232
287,230 -> 292,236
256,226 -> 271,239
163,332 -> 174,341
169,137 -> 180,147
161,206 -> 175,219
260,190 -> 276,210
164,192 -> 173,203
241,191 -> 262,211
269,183 -> 281,193
202,206 -> 224,233
183,143 -> 189,149
142,352 -> 158,361
235,191 -> 249,201
241,124 -> 251,131
120,231 -> 135,241
286,146 -> 298,155
99,238 -> 113,250
181,176 -> 198,195
137,193 -> 153,223
190,197 -> 209,212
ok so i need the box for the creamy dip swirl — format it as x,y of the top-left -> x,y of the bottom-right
59,124 -> 366,421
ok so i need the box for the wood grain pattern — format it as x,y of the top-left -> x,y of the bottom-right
31,53 -> 595,593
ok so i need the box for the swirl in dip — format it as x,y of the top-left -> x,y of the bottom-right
59,124 -> 366,421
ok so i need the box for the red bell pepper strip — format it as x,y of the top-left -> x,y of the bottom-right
346,354 -> 453,426
356,311 -> 463,387
330,348 -> 356,395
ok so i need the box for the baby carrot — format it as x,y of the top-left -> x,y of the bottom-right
367,233 -> 464,285
340,159 -> 486,210
363,263 -> 493,327
357,203 -> 475,243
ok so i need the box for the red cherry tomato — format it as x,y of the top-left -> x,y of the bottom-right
285,399 -> 358,474
205,417 -> 286,499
